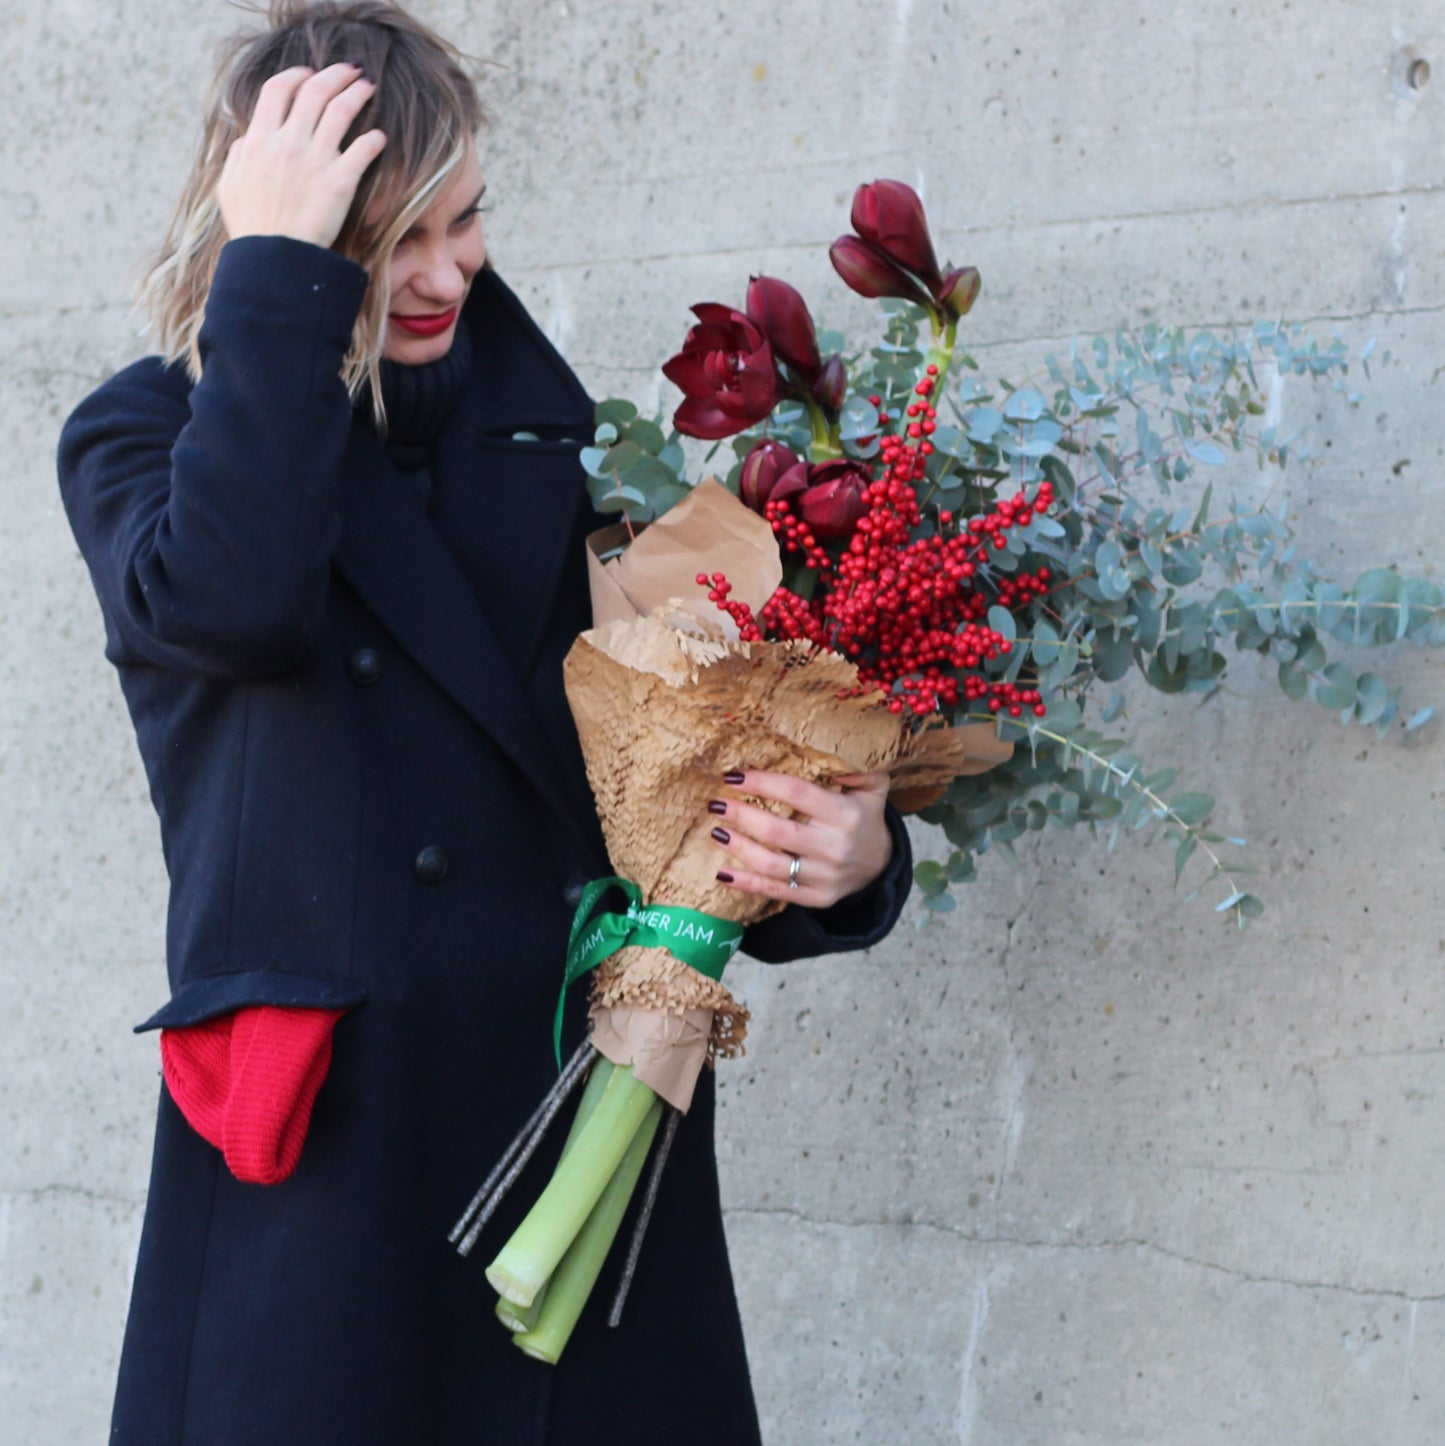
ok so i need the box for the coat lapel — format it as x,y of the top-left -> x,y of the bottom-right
438,266 -> 598,687
428,387 -> 588,689
334,270 -> 605,866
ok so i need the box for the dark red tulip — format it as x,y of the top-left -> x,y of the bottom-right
662,303 -> 779,439
938,266 -> 981,319
850,180 -> 943,292
829,235 -> 935,310
811,354 -> 847,417
745,275 -> 822,382
796,459 -> 870,541
739,439 -> 804,512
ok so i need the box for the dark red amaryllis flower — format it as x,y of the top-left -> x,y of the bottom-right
662,304 -> 779,439
745,276 -> 822,382
795,459 -> 871,541
938,265 -> 981,320
739,439 -> 804,513
811,354 -> 848,417
829,234 -> 936,310
832,180 -> 982,322
850,179 -> 943,292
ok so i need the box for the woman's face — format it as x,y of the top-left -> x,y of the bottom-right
382,148 -> 487,364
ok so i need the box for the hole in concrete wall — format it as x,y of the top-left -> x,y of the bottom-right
1391,46 -> 1431,96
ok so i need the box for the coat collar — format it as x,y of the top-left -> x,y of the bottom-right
459,267 -> 594,436
334,270 -> 605,867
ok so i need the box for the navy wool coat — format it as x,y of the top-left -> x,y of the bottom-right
59,237 -> 912,1446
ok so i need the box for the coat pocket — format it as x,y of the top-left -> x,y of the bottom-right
135,968 -> 368,1032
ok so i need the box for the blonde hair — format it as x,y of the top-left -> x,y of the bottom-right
139,1 -> 485,410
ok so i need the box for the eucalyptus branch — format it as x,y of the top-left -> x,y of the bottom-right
1205,596 -> 1445,630
1024,723 -> 1254,923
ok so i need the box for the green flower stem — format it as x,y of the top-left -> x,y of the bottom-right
556,1056 -> 617,1156
494,1058 -> 616,1334
486,1062 -> 658,1308
924,318 -> 958,400
512,1097 -> 665,1365
496,1291 -> 545,1334
806,397 -> 843,461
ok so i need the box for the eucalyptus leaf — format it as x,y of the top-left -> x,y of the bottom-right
1002,387 -> 1046,422
1312,662 -> 1357,711
965,406 -> 1005,443
1174,834 -> 1198,884
1353,672 -> 1390,725
1277,660 -> 1308,701
588,478 -> 649,514
1031,619 -> 1061,665
595,400 -> 637,430
1167,792 -> 1215,826
839,396 -> 881,441
1091,629 -> 1134,682
1352,568 -> 1402,642
988,606 -> 1018,643
1184,438 -> 1227,465
914,860 -> 948,895
1037,698 -> 1082,734
622,455 -> 689,494
599,440 -> 643,474
624,417 -> 666,456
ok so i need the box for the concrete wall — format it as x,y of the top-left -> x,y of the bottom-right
3,0 -> 1443,1440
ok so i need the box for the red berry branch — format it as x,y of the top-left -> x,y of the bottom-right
704,366 -> 1054,722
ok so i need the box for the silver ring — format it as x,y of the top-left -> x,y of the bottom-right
788,855 -> 802,890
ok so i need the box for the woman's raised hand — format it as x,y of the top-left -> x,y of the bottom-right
218,64 -> 387,249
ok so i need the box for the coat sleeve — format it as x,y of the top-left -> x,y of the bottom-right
57,237 -> 370,679
739,803 -> 913,963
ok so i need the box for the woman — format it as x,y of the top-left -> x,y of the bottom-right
59,4 -> 912,1441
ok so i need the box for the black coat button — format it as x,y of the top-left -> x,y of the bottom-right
347,648 -> 383,686
414,846 -> 449,883
562,877 -> 587,908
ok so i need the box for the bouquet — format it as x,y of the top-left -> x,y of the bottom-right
452,179 -> 1444,1363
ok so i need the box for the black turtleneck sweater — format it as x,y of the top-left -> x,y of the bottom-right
362,322 -> 555,685
365,323 -> 474,502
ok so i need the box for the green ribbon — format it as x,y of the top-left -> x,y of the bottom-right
555,876 -> 745,1065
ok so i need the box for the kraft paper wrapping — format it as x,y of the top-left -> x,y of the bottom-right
586,479 -> 784,636
565,481 -> 1011,1112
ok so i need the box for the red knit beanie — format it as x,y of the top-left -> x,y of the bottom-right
160,1007 -> 345,1186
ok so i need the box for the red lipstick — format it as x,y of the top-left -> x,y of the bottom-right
389,308 -> 459,338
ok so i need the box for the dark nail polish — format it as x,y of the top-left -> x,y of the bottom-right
716,871 -> 735,884
722,771 -> 745,785
707,800 -> 727,815
711,827 -> 731,845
